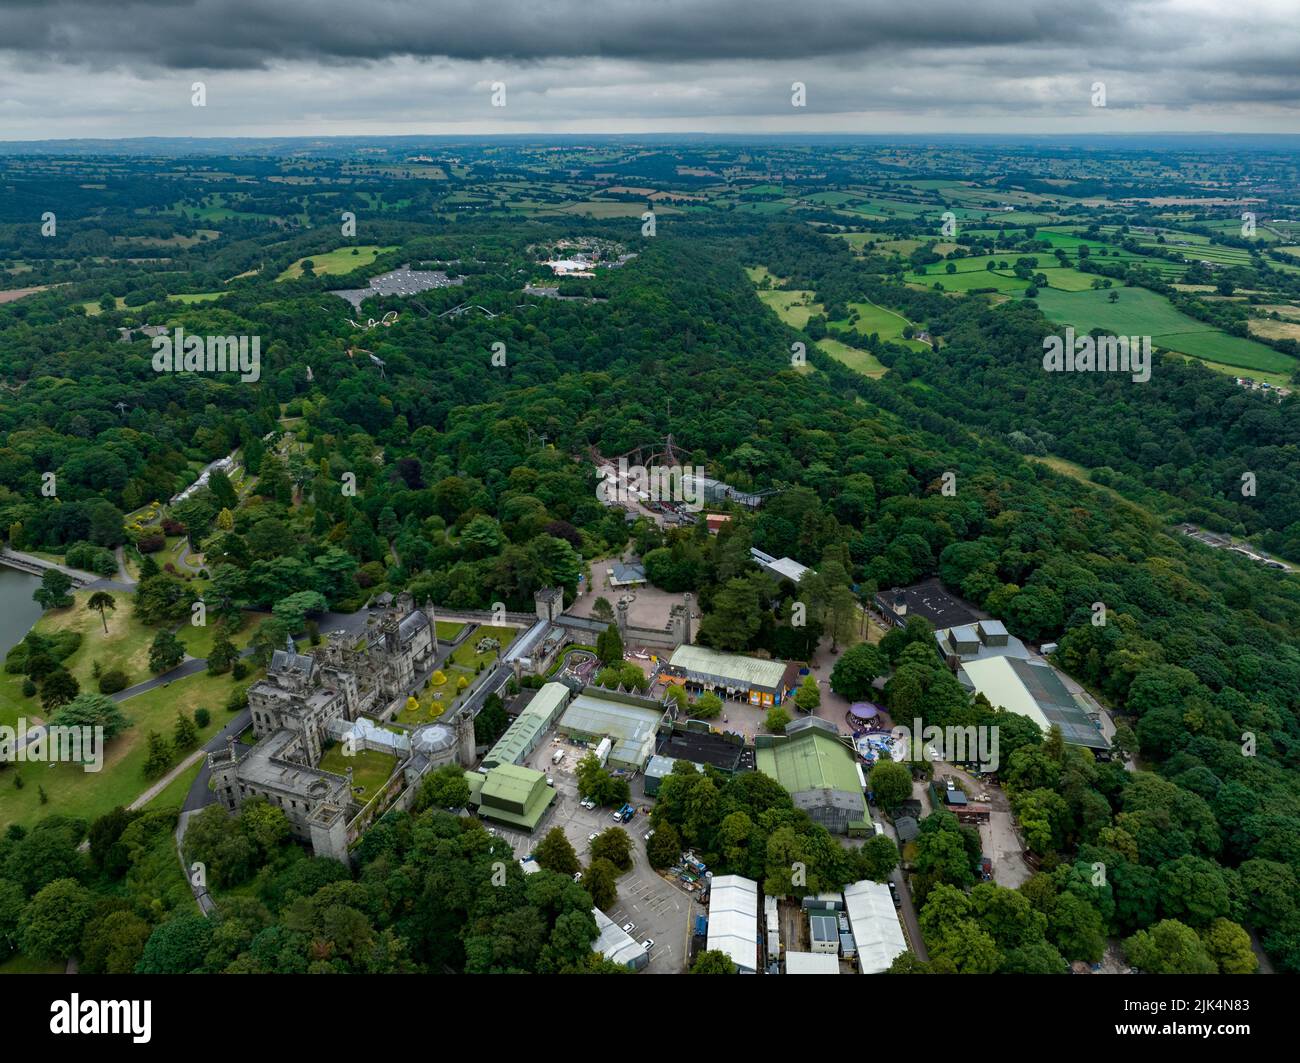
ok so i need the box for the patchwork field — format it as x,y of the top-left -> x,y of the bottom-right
816,337 -> 888,378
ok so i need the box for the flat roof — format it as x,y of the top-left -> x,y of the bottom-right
707,874 -> 759,973
882,578 -> 979,628
842,880 -> 907,975
656,727 -> 747,771
785,951 -> 840,975
668,645 -> 788,692
960,656 -> 1108,750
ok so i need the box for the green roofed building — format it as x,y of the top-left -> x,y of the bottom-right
665,644 -> 797,708
755,717 -> 870,835
481,681 -> 571,770
466,763 -> 555,831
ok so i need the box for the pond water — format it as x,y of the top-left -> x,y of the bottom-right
0,567 -> 43,658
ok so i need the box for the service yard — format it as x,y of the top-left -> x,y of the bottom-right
491,732 -> 693,972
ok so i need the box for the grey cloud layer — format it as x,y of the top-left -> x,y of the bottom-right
0,0 -> 1168,68
0,0 -> 1296,135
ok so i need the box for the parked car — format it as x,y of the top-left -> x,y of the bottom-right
588,832 -> 599,842
622,922 -> 636,935
573,872 -> 582,882
640,938 -> 655,952
644,829 -> 655,842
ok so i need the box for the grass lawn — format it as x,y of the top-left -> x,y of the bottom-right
0,953 -> 64,974
0,591 -> 157,724
143,758 -> 206,811
435,620 -> 467,641
831,299 -> 930,350
318,746 -> 398,803
908,268 -> 1028,293
0,667 -> 253,832
169,291 -> 224,304
177,611 -> 255,660
1030,286 -> 1214,336
276,245 -> 396,281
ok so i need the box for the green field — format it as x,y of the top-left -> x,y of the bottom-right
831,300 -> 930,350
755,287 -> 823,328
1031,286 -> 1214,336
276,245 -> 395,281
817,337 -> 888,378
1030,287 -> 1296,376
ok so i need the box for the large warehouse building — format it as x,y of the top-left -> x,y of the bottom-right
706,874 -> 760,974
755,717 -> 871,835
665,644 -> 798,707
481,681 -> 570,770
555,687 -> 664,770
843,880 -> 908,974
959,655 -> 1108,752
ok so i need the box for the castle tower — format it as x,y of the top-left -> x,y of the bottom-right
535,586 -> 563,622
423,597 -> 438,650
615,599 -> 629,639
455,706 -> 476,766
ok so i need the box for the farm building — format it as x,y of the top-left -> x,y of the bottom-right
642,754 -> 702,796
480,681 -> 570,770
959,655 -> 1108,752
555,687 -> 664,770
706,874 -> 760,974
755,718 -> 871,835
665,644 -> 798,707
809,914 -> 839,955
842,880 -> 908,975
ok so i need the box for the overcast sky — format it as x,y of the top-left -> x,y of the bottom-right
1,0 -> 1297,139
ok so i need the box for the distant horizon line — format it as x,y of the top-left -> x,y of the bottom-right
3,130 -> 1300,147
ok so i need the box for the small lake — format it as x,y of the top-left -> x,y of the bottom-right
0,567 -> 43,658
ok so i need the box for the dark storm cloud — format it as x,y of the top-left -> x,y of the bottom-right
0,0 -> 1132,69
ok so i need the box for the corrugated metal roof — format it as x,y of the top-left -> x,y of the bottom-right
668,645 -> 787,691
